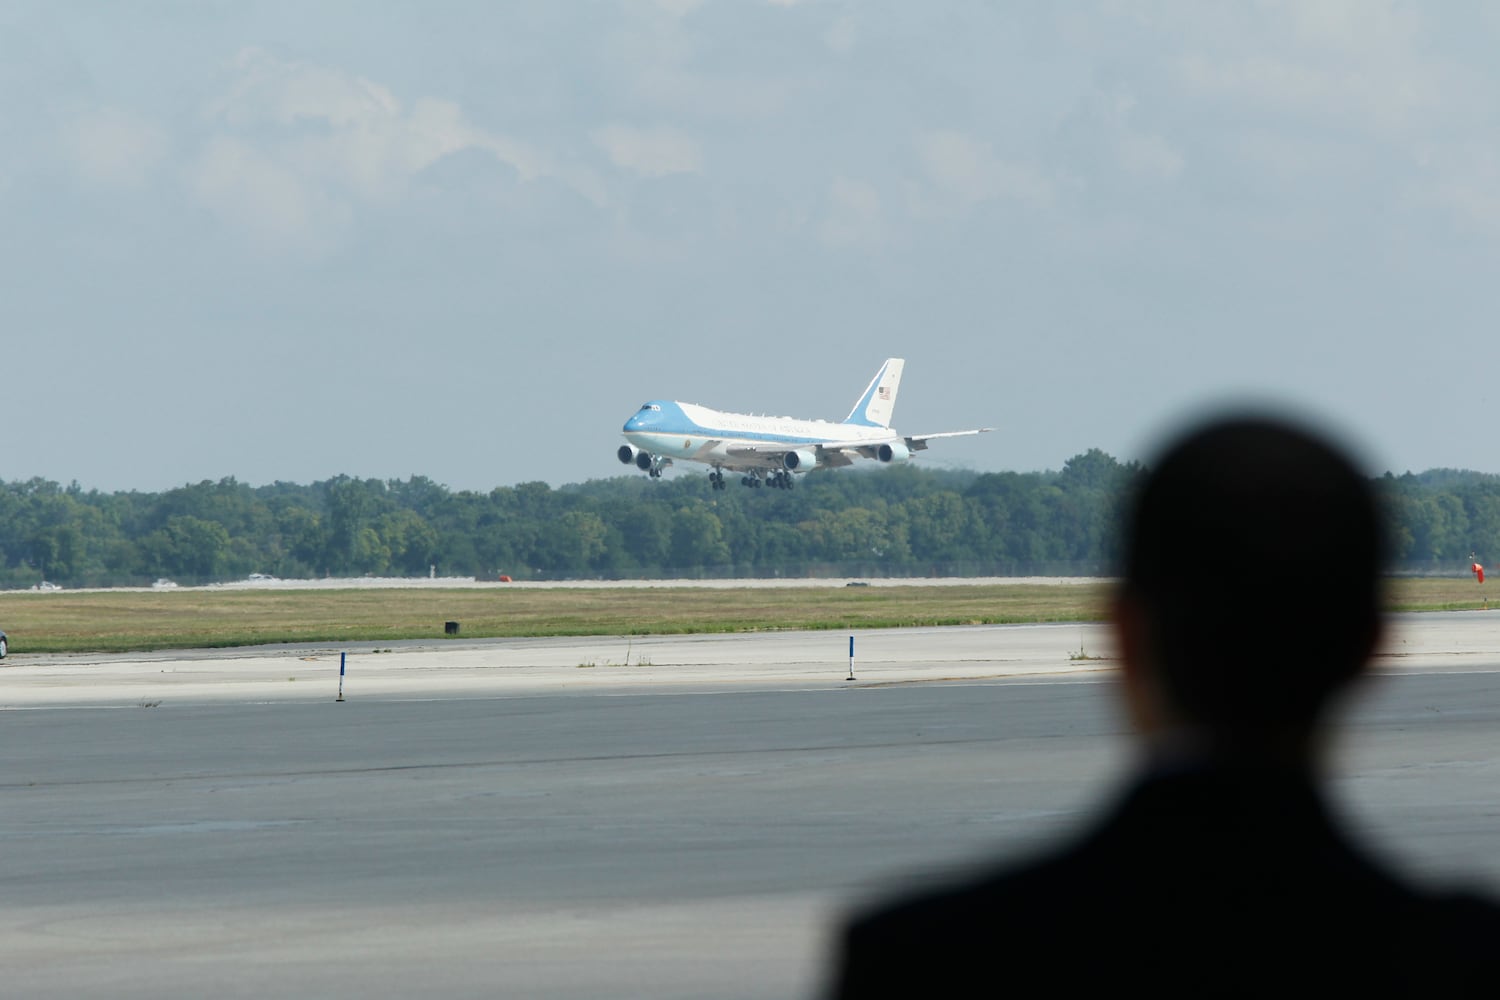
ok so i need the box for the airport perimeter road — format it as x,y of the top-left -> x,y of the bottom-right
1,617 -> 1499,999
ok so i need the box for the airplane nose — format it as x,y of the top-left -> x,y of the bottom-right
624,408 -> 658,432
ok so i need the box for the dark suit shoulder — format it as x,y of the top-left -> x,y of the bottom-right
830,848 -> 1112,999
833,877 -> 1500,998
828,770 -> 1500,997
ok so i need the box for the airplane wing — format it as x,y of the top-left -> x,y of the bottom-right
723,445 -> 804,470
726,443 -> 857,469
901,428 -> 995,452
816,428 -> 994,463
727,427 -> 992,469
815,448 -> 857,468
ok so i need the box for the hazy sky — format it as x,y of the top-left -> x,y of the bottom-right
5,1 -> 1500,492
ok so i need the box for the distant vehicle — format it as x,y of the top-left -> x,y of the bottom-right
31,581 -> 62,592
0,629 -> 8,658
247,573 -> 279,582
618,358 -> 992,491
152,578 -> 179,590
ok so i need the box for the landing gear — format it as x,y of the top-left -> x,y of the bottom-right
729,470 -> 794,490
630,450 -> 671,479
709,469 -> 727,491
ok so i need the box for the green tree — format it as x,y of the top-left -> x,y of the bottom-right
670,503 -> 731,571
378,509 -> 440,576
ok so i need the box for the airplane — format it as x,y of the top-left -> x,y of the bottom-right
617,358 -> 992,490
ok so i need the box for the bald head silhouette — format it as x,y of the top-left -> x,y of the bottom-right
1115,416 -> 1384,742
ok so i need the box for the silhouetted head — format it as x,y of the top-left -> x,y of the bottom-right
1116,416 -> 1385,744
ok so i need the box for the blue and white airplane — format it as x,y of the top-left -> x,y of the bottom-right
617,358 -> 992,490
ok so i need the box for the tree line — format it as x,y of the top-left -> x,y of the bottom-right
0,453 -> 1491,587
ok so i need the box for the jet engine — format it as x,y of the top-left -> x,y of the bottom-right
782,449 -> 817,471
618,445 -> 658,471
877,441 -> 911,463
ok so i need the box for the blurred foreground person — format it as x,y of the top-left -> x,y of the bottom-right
827,417 -> 1500,997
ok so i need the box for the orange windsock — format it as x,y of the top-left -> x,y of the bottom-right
1473,562 -> 1485,584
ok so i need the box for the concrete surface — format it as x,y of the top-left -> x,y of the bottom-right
0,615 -> 1497,998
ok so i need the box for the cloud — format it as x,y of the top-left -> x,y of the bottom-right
60,107 -> 168,188
1279,0 -> 1422,57
1057,91 -> 1184,184
189,136 -> 350,253
915,130 -> 1053,208
1115,130 -> 1184,181
211,48 -> 551,191
819,176 -> 883,248
185,48 -> 603,250
208,47 -> 401,132
593,124 -> 703,177
1415,145 -> 1500,237
825,16 -> 857,55
601,9 -> 802,120
1173,2 -> 1437,135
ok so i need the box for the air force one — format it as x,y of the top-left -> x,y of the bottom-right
617,358 -> 992,491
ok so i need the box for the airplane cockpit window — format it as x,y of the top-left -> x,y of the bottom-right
639,404 -> 661,412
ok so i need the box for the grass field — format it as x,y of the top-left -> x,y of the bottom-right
0,578 -> 1487,655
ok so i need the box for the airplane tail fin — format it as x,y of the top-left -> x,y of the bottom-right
844,358 -> 904,428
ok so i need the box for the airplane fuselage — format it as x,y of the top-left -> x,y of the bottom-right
616,358 -> 989,489
623,401 -> 892,471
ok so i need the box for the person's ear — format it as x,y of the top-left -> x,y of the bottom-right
1111,591 -> 1168,734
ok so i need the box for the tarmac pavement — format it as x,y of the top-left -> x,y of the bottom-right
0,615 -> 1497,998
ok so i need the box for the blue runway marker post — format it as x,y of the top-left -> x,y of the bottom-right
336,651 -> 346,702
846,635 -> 856,681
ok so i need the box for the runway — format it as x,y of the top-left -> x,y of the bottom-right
2,615 -> 1499,998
